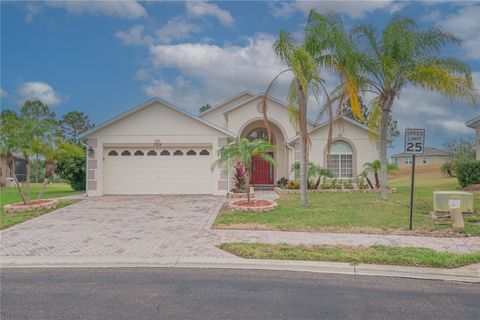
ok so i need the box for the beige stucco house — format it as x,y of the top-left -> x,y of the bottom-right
80,91 -> 379,196
390,147 -> 448,167
466,116 -> 480,160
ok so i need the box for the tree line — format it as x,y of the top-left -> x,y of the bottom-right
0,100 -> 94,204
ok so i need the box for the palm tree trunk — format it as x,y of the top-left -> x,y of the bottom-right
25,155 -> 31,204
37,178 -> 49,200
379,100 -> 392,200
35,155 -> 39,183
298,85 -> 308,206
366,177 -> 374,189
374,171 -> 380,189
246,166 -> 251,202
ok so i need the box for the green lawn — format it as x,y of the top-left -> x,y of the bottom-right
215,165 -> 480,236
219,243 -> 480,268
0,183 -> 82,229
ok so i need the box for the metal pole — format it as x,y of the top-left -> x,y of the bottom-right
409,154 -> 416,230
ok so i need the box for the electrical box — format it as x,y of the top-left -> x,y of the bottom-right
433,191 -> 473,213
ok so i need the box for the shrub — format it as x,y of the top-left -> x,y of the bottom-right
286,181 -> 300,189
343,178 -> 354,189
331,178 -> 342,189
455,160 -> 480,187
55,142 -> 86,191
232,160 -> 247,192
320,176 -> 331,189
356,176 -> 368,190
277,177 -> 289,189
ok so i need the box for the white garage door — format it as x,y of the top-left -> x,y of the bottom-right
103,147 -> 213,194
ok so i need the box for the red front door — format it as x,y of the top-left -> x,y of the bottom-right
251,153 -> 274,185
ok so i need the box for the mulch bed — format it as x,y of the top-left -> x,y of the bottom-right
461,184 -> 480,191
8,200 -> 53,207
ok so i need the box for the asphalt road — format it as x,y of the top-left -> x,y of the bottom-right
1,268 -> 479,320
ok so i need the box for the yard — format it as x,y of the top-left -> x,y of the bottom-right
215,164 -> 480,236
0,183 -> 82,229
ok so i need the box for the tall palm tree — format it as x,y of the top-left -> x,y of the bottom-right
261,11 -> 363,206
215,138 -> 276,201
351,17 -> 477,200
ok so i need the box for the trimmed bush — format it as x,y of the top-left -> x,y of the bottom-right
455,160 -> 480,187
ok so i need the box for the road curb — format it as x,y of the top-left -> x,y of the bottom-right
1,256 -> 478,283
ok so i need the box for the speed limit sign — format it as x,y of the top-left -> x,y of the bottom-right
404,128 -> 425,154
404,128 -> 425,231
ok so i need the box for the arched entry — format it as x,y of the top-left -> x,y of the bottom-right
240,120 -> 287,185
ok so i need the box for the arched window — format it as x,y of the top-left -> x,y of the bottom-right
134,150 -> 144,156
173,150 -> 183,156
108,150 -> 118,156
160,150 -> 170,156
199,149 -> 210,156
326,140 -> 353,178
247,128 -> 274,143
147,150 -> 157,156
121,150 -> 131,156
186,150 -> 196,156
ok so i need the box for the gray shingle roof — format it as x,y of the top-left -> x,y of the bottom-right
390,147 -> 448,158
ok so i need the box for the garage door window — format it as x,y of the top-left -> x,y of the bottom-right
174,150 -> 183,156
147,150 -> 157,156
200,150 -> 210,156
160,150 -> 170,156
121,150 -> 131,156
186,150 -> 196,156
134,150 -> 144,156
108,150 -> 118,156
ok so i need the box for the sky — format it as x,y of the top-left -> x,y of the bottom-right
1,0 -> 479,155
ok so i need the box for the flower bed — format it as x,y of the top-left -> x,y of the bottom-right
228,199 -> 277,212
3,199 -> 58,214
274,187 -> 397,195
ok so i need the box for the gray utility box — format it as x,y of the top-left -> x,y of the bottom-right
433,191 -> 473,213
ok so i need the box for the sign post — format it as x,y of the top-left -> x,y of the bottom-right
404,128 -> 425,230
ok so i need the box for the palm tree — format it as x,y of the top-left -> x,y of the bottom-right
37,142 -> 57,200
351,17 -> 477,200
261,11 -> 363,206
363,160 -> 398,189
291,162 -> 333,189
215,138 -> 276,202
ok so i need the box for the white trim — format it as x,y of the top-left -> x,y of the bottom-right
199,90 -> 255,116
466,116 -> 480,128
221,93 -> 317,126
287,116 -> 375,143
79,97 -> 236,139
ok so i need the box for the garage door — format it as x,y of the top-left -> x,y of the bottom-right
103,147 -> 213,194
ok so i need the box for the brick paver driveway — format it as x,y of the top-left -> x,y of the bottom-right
0,196 -> 232,258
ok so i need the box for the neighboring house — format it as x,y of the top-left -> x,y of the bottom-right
466,115 -> 480,160
0,154 -> 27,185
79,91 -> 378,196
390,147 -> 448,167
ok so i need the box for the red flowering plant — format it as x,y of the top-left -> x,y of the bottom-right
233,160 -> 248,193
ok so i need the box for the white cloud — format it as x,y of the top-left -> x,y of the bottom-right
17,81 -> 62,106
146,33 -> 291,108
440,4 -> 480,59
0,88 -> 6,97
142,76 -> 203,108
155,17 -> 201,44
26,1 -> 146,21
186,1 -> 234,26
115,25 -> 151,46
24,3 -> 44,23
270,0 -> 396,19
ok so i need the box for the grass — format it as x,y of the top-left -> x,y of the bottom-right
215,164 -> 480,236
219,243 -> 480,268
0,183 -> 82,229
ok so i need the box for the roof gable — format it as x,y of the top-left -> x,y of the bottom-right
79,97 -> 235,139
199,90 -> 255,116
466,115 -> 480,128
287,116 -> 373,143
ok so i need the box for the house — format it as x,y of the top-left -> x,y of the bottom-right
79,91 -> 379,196
390,147 -> 448,167
0,154 -> 27,186
466,115 -> 480,160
